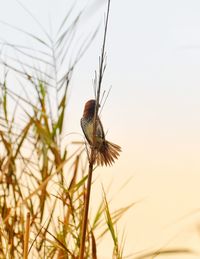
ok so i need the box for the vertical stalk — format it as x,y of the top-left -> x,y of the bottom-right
23,212 -> 31,259
79,1 -> 111,258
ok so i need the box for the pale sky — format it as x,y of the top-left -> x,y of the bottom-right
1,0 -> 200,258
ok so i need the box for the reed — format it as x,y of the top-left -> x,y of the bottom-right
0,1 -> 129,258
79,1 -> 111,258
0,1 -> 194,258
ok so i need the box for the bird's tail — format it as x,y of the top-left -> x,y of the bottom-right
95,141 -> 121,166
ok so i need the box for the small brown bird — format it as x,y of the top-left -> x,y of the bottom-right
81,99 -> 121,166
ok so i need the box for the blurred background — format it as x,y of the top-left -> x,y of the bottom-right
0,0 -> 200,258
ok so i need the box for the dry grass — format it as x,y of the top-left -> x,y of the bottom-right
0,0 -> 196,258
0,1 -> 129,258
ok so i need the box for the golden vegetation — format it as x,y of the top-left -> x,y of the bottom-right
0,0 -> 195,258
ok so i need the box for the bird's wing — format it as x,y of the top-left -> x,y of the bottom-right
80,117 -> 105,145
96,117 -> 105,139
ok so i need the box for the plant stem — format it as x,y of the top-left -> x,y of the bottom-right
79,160 -> 94,259
23,212 -> 31,259
79,1 -> 111,258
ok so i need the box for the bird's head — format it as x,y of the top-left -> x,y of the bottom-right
83,99 -> 100,118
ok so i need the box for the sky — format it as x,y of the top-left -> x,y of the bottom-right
1,0 -> 200,258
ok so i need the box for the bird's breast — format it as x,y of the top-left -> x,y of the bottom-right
81,116 -> 104,147
84,120 -> 94,143
81,117 -> 94,144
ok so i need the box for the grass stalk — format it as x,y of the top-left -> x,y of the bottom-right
79,1 -> 111,258
23,212 -> 31,259
0,2 -> 136,258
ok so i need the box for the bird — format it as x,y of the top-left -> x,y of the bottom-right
80,99 -> 121,166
